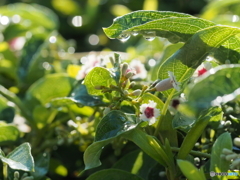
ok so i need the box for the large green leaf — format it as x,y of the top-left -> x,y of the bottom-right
86,169 -> 144,180
113,150 -> 157,180
84,110 -> 137,170
0,143 -> 34,172
210,132 -> 232,180
84,67 -> 116,96
180,64 -> 240,116
103,10 -> 208,41
95,110 -> 137,142
25,73 -> 75,110
0,3 -> 58,34
157,25 -> 240,97
177,160 -> 206,180
177,107 -> 222,159
0,122 -> 20,145
124,128 -> 171,168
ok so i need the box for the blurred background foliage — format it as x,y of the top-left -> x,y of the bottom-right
1,0 -> 240,179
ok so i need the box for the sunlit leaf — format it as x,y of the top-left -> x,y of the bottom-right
0,122 -> 20,145
84,110 -> 137,170
113,150 -> 157,180
210,132 -> 232,180
177,160 -> 206,180
25,73 -> 75,109
0,143 -> 34,172
177,107 -> 222,159
179,64 -> 240,116
84,67 -> 116,96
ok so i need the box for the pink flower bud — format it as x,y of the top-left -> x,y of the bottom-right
155,78 -> 173,91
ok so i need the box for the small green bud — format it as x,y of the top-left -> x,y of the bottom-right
225,153 -> 238,161
14,171 -> 20,178
121,63 -> 129,76
231,158 -> 240,168
155,78 -> 173,91
123,90 -> 129,95
159,171 -> 166,177
222,148 -> 233,155
224,120 -> 232,126
131,89 -> 142,96
234,137 -> 240,147
125,72 -> 133,79
129,81 -> 136,89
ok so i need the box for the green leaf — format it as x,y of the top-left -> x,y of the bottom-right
86,169 -> 144,180
0,122 -> 20,145
180,64 -> 240,116
103,10 -> 204,41
157,25 -> 240,97
0,3 -> 58,33
210,132 -> 232,180
25,73 -> 75,109
113,150 -> 157,180
172,112 -> 195,132
123,128 -> 171,168
95,110 -> 137,142
177,107 -> 222,159
84,110 -> 137,170
151,43 -> 184,81
31,153 -> 50,180
0,143 -> 34,172
84,67 -> 116,96
177,160 -> 206,180
70,84 -> 106,106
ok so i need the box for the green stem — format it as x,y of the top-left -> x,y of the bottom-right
3,163 -> 8,180
154,90 -> 175,136
171,147 -> 211,158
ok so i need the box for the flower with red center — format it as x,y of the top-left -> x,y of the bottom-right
140,100 -> 160,125
198,68 -> 207,76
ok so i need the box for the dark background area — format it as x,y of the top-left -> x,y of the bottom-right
0,0 -> 208,52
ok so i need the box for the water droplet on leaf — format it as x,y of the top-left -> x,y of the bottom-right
132,31 -> 138,36
144,36 -> 155,41
143,31 -> 156,41
117,33 -> 131,42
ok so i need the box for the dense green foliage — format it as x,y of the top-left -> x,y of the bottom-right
1,0 -> 240,180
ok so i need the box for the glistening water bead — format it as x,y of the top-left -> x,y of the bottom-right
143,31 -> 156,41
132,31 -> 139,36
117,33 -> 131,42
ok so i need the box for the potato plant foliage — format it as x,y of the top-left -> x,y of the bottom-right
1,1 -> 240,180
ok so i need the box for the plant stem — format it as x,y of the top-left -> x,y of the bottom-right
171,147 -> 211,158
3,163 -> 8,180
154,90 -> 175,136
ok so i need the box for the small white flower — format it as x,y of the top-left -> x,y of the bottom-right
168,71 -> 181,92
129,59 -> 147,79
140,100 -> 160,125
194,61 -> 212,77
76,53 -> 110,80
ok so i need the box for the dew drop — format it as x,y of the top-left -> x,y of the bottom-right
144,36 -> 155,41
117,33 -> 131,42
143,31 -> 156,41
132,31 -> 138,36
